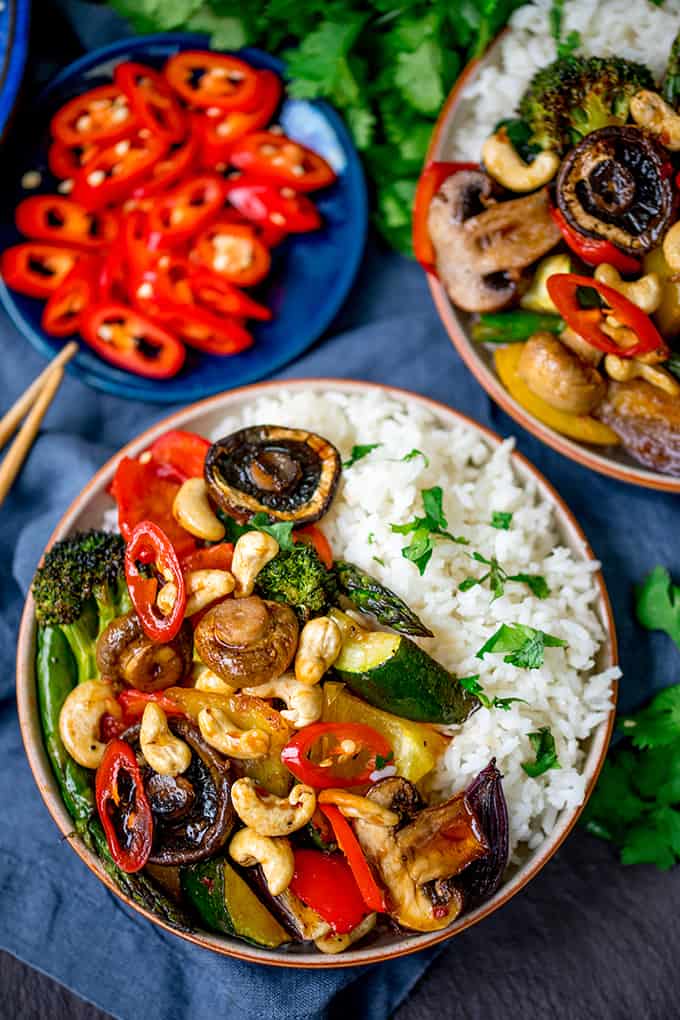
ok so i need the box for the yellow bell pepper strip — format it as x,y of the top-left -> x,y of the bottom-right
322,682 -> 447,783
494,344 -> 620,446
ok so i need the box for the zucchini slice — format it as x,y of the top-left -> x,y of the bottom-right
333,630 -> 478,725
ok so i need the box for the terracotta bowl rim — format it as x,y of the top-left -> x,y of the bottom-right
16,377 -> 619,968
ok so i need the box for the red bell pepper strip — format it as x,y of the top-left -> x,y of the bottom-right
80,303 -> 186,379
51,84 -> 137,148
117,688 -> 185,722
1,243 -> 82,298
132,132 -> 199,199
281,723 -> 392,789
124,520 -> 187,642
225,177 -> 321,233
189,267 -> 273,321
192,221 -> 271,287
41,258 -> 100,336
289,849 -> 369,934
413,162 -> 479,275
71,133 -> 168,211
110,454 -> 197,562
146,174 -> 226,249
114,61 -> 187,145
549,207 -> 641,275
95,739 -> 153,873
15,196 -> 118,249
228,131 -> 336,192
293,524 -> 333,570
319,803 -> 386,913
164,51 -> 263,112
181,542 -> 234,573
148,429 -> 211,482
197,70 -> 282,166
546,273 -> 668,358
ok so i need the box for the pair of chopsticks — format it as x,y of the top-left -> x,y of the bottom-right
0,342 -> 78,507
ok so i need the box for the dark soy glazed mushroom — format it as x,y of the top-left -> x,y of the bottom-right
123,717 -> 235,866
96,610 -> 193,692
194,595 -> 298,688
557,125 -> 673,254
204,425 -> 341,524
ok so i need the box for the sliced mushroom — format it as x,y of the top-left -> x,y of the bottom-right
194,595 -> 299,688
204,425 -> 341,524
96,611 -> 193,691
596,379 -> 680,474
517,332 -> 606,414
556,126 -> 673,255
353,777 -> 488,932
428,171 -> 561,313
123,717 -> 235,866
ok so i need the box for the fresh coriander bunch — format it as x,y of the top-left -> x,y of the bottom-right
108,0 -> 527,254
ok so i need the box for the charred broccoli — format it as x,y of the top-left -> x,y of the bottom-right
519,55 -> 655,154
32,530 -> 130,682
255,544 -> 337,623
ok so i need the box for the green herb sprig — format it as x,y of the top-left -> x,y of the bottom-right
458,674 -> 527,712
522,727 -> 561,777
391,486 -> 468,576
343,444 -> 381,468
476,623 -> 567,669
460,552 -> 549,601
636,566 -> 680,651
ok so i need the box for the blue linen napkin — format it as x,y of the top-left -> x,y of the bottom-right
1,6 -> 679,1019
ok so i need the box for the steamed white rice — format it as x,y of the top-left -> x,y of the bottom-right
177,389 -> 615,860
450,0 -> 680,163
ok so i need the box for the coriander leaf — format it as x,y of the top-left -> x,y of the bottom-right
459,576 -> 483,592
391,487 -> 468,574
283,18 -> 366,104
635,566 -> 680,650
491,511 -> 513,530
620,813 -> 679,871
367,532 -> 375,545
401,527 -> 434,576
582,756 -> 646,840
402,448 -> 430,467
522,727 -> 561,777
372,556 -> 385,567
476,623 -> 567,669
558,29 -> 581,58
250,512 -> 295,551
508,573 -> 551,599
421,486 -> 446,529
218,512 -> 251,544
457,674 -> 526,711
375,751 -> 394,770
185,7 -> 248,48
344,106 -> 376,150
458,674 -> 483,696
619,686 -> 680,750
393,39 -> 445,116
493,696 -> 529,711
343,443 -> 381,468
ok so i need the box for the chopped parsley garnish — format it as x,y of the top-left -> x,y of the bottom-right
372,556 -> 385,567
582,684 -> 680,870
391,486 -> 468,576
460,552 -> 549,601
491,511 -> 513,530
219,511 -> 296,550
635,566 -> 680,651
402,448 -> 430,467
374,750 -> 395,770
522,727 -> 561,777
458,674 -> 527,711
367,532 -> 375,545
476,623 -> 567,669
343,444 -> 381,468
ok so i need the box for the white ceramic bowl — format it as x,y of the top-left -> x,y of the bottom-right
16,379 -> 618,967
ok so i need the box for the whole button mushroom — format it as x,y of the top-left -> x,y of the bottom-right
96,610 -> 193,692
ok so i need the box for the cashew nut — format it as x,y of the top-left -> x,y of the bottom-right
243,674 -> 322,729
630,90 -> 680,150
140,702 -> 192,776
482,128 -> 559,192
294,616 -> 342,686
192,660 -> 236,696
229,828 -> 294,896
604,354 -> 680,396
58,680 -> 121,769
663,221 -> 680,273
172,477 -> 225,542
594,263 -> 662,314
600,317 -> 669,364
231,531 -> 279,597
231,776 -> 316,835
157,568 -> 235,617
318,789 -> 399,827
197,704 -> 270,758
315,913 -> 377,955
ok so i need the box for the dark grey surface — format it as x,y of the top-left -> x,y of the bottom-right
3,827 -> 678,1019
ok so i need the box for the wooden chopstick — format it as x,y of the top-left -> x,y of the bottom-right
0,341 -> 78,452
0,363 -> 68,507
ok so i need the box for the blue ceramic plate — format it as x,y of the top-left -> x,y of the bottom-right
0,33 -> 367,403
0,0 -> 30,141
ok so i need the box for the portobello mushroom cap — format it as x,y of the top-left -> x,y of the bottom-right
204,425 -> 341,524
353,777 -> 488,932
96,611 -> 193,691
194,595 -> 299,688
556,125 -> 673,255
123,717 -> 235,866
596,379 -> 680,474
427,171 -> 561,313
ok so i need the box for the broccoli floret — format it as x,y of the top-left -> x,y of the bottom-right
519,56 -> 655,154
32,530 -> 130,683
255,545 -> 337,623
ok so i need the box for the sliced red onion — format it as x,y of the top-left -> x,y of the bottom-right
458,759 -> 509,908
